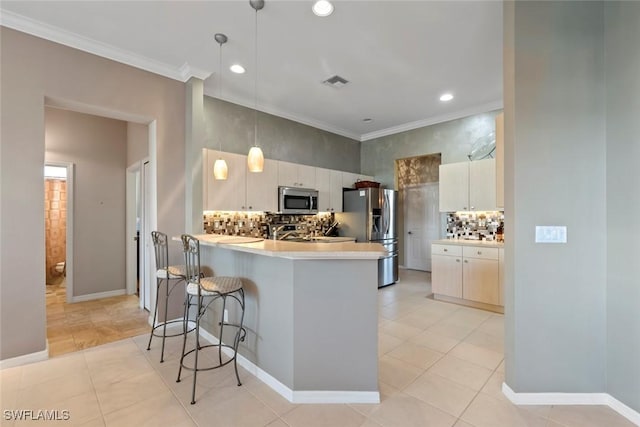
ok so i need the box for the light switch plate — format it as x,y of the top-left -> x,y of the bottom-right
535,226 -> 567,243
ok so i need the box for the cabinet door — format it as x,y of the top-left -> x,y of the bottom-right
298,164 -> 316,189
246,158 -> 278,211
498,248 -> 504,306
342,172 -> 359,189
431,254 -> 463,298
206,150 -> 246,211
439,162 -> 469,212
330,169 -> 343,212
495,113 -> 504,209
316,168 -> 332,212
462,257 -> 499,304
277,161 -> 298,187
469,158 -> 497,211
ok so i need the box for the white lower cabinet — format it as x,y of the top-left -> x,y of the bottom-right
462,246 -> 499,305
431,243 -> 501,307
432,247 -> 463,298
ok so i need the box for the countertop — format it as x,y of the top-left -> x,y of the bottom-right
432,238 -> 504,248
174,234 -> 385,260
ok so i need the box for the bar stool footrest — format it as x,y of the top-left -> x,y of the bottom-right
149,319 -> 197,338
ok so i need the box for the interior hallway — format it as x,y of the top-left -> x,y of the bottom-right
46,280 -> 149,357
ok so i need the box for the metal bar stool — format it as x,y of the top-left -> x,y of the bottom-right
176,234 -> 246,405
147,231 -> 194,362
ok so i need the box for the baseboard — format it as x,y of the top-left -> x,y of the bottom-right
197,328 -> 380,404
72,289 -> 126,302
0,340 -> 49,370
502,383 -> 640,426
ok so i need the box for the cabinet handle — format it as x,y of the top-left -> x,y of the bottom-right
443,248 -> 448,252
249,206 -> 253,209
456,259 -> 460,262
471,206 -> 475,210
477,251 -> 482,255
464,260 -> 468,263
463,206 -> 468,210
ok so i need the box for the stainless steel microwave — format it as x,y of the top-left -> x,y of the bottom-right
278,186 -> 318,214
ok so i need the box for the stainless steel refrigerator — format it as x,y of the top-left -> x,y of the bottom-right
337,188 -> 398,287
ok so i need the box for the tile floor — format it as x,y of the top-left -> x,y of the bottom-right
1,269 -> 634,427
45,280 -> 150,356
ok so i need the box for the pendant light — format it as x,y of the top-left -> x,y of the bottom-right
213,33 -> 229,180
247,0 -> 265,173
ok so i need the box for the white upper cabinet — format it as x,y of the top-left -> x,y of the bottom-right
439,159 -> 497,212
316,168 -> 344,212
246,158 -> 278,212
439,162 -> 469,212
204,149 -> 246,211
469,158 -> 497,211
278,161 -> 316,189
495,112 -> 504,209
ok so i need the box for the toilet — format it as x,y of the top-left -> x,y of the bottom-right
55,261 -> 66,276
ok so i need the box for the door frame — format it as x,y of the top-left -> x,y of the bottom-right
45,161 -> 75,304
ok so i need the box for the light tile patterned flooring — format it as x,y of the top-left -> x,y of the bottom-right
1,270 -> 634,426
45,280 -> 150,357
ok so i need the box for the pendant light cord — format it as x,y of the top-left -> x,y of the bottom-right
218,39 -> 223,153
254,7 -> 258,149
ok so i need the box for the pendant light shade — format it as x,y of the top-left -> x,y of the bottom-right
247,146 -> 264,173
213,158 -> 228,180
214,33 -> 229,180
248,0 -> 265,173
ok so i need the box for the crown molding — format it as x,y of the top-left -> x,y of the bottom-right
179,63 -> 212,82
207,93 -> 362,142
360,100 -> 504,142
0,9 -> 211,83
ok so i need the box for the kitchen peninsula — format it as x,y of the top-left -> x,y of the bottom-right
178,234 -> 385,404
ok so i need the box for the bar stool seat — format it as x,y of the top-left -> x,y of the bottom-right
177,234 -> 246,405
156,265 -> 187,279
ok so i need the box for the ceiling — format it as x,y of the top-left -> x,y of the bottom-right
0,1 -> 503,141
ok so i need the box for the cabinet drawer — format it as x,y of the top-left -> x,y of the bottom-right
432,244 -> 462,257
463,246 -> 499,260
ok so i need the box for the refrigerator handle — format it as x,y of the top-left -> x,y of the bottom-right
384,193 -> 390,235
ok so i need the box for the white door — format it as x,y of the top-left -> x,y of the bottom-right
404,183 -> 441,271
125,163 -> 140,296
141,160 -> 152,311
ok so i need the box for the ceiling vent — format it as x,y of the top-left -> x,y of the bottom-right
323,75 -> 349,88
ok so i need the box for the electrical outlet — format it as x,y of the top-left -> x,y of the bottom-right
535,226 -> 567,243
223,309 -> 229,322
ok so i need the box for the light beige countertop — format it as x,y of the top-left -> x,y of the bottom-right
432,238 -> 504,248
174,234 -> 384,260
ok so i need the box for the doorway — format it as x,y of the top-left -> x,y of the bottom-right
44,162 -> 74,303
403,183 -> 440,271
396,153 -> 443,272
126,158 -> 152,311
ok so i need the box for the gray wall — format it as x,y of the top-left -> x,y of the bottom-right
505,0 -> 608,395
45,108 -> 128,297
203,96 -> 361,173
0,28 -> 185,361
361,111 -> 500,189
605,2 -> 640,411
126,122 -> 149,166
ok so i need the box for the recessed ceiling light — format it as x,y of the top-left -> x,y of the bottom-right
440,93 -> 454,102
230,64 -> 245,74
312,0 -> 334,17
363,118 -> 373,123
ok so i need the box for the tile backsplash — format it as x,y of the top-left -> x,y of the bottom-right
445,211 -> 504,241
203,212 -> 335,239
